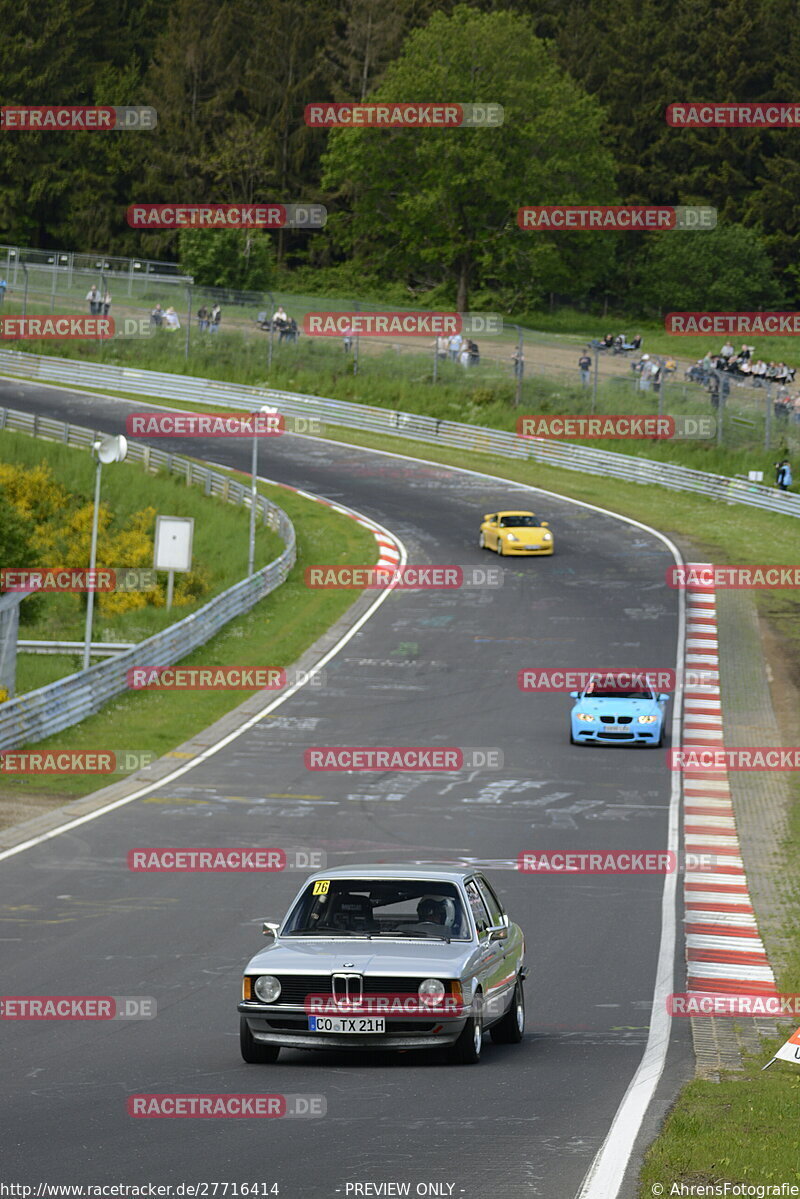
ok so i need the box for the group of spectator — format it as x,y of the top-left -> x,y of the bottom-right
255,305 -> 299,342
435,332 -> 480,367
149,303 -> 181,330
86,284 -> 111,316
694,343 -> 797,386
196,304 -> 222,333
592,332 -> 643,355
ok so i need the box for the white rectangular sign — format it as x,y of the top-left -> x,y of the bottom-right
153,516 -> 194,573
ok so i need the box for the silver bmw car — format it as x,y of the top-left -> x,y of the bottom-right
238,864 -> 526,1065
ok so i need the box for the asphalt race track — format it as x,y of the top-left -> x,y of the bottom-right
0,378 -> 693,1198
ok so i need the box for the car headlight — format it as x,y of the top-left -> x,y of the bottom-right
506,533 -> 518,541
637,714 -> 658,724
576,713 -> 596,722
254,975 -> 282,1003
542,532 -> 552,540
418,978 -> 445,1005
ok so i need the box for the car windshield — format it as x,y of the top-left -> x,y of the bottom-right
499,514 -> 539,527
281,879 -> 471,940
584,686 -> 654,699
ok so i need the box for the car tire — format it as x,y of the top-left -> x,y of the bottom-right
496,538 -> 504,556
569,730 -> 577,745
654,729 -> 664,748
240,1016 -> 280,1063
447,997 -> 483,1064
479,532 -> 486,549
490,978 -> 525,1045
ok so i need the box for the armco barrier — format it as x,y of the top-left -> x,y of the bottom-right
0,405 -> 296,753
1,350 -> 799,518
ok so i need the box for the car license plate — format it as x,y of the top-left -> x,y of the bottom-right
606,724 -> 625,732
309,1015 -> 385,1034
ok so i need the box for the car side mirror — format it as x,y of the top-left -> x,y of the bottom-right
569,691 -> 580,699
658,694 -> 670,702
487,916 -> 509,942
541,521 -> 549,527
262,922 -> 280,939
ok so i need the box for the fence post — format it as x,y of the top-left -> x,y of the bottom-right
353,301 -> 360,376
184,284 -> 193,360
514,326 -> 524,407
432,338 -> 438,384
765,381 -> 772,450
22,264 -> 28,316
591,347 -> 599,415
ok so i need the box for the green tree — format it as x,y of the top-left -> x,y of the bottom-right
321,6 -> 618,310
634,223 -> 782,315
177,228 -> 275,289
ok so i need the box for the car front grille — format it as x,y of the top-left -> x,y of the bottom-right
251,975 -> 451,1005
599,715 -> 634,724
597,732 -> 635,740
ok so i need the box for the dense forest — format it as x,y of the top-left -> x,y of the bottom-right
2,0 -> 800,313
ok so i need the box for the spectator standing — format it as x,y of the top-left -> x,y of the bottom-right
197,305 -> 209,332
150,303 -> 163,328
343,325 -> 353,353
578,350 -> 592,387
468,339 -> 480,366
775,459 -> 793,489
449,332 -> 462,362
0,278 -> 7,305
86,284 -> 100,315
164,306 -> 180,330
512,347 -> 524,379
459,341 -> 471,368
638,354 -> 652,391
210,304 -> 221,333
436,334 -> 448,360
102,290 -> 111,317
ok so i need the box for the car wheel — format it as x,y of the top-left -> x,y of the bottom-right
496,538 -> 504,556
654,729 -> 664,748
569,730 -> 577,745
447,998 -> 483,1064
479,531 -> 486,549
240,1016 -> 280,1063
491,978 -> 525,1045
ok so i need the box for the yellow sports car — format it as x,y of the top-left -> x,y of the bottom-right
479,510 -> 554,556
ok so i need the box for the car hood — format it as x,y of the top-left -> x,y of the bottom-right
572,697 -> 660,715
244,937 -> 473,976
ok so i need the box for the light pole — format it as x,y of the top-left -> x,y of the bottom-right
83,434 -> 127,670
248,405 -> 276,576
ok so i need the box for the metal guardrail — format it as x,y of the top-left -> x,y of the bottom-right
0,404 -> 296,752
18,640 -> 136,656
1,349 -> 798,519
